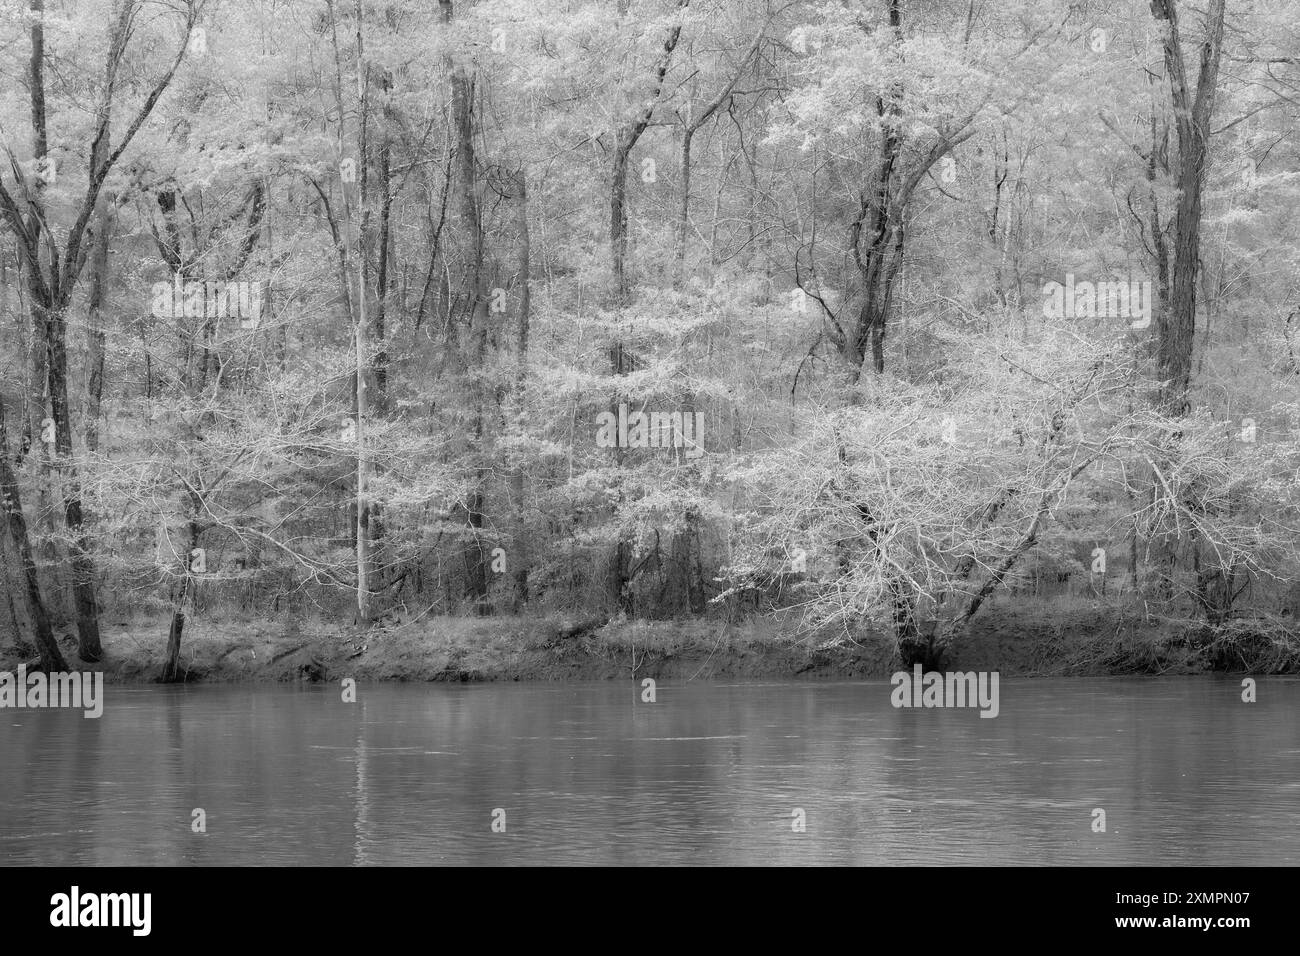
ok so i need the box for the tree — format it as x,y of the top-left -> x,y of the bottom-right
0,0 -> 199,661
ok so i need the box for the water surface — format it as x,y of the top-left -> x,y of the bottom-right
1,678 -> 1296,865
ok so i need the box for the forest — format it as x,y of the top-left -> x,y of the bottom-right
1,0 -> 1298,681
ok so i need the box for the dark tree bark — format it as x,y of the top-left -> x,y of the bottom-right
831,0 -> 978,379
1145,113 -> 1172,321
21,0 -> 49,462
373,81 -> 394,411
84,22 -> 118,454
1139,0 -> 1226,611
160,514 -> 200,684
0,392 -> 67,672
84,198 -> 111,454
610,0 -> 686,297
43,301 -> 104,661
1149,0 -> 1225,414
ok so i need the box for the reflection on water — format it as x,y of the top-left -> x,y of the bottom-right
1,678 -> 1297,865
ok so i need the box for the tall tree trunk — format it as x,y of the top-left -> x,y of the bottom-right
1145,112 -> 1171,321
373,82 -> 393,412
42,301 -> 103,661
1145,0 -> 1225,608
610,143 -> 633,300
353,0 -> 374,625
160,518 -> 200,683
1,542 -> 26,656
852,0 -> 904,379
20,0 -> 50,461
367,77 -> 394,592
0,392 -> 67,672
84,54 -> 114,455
354,313 -> 372,625
24,286 -> 48,464
84,197 -> 110,453
510,171 -> 531,610
1149,0 -> 1225,415
676,119 -> 693,277
442,0 -> 490,611
833,0 -> 976,381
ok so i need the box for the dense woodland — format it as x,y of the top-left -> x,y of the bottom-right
2,0 -> 1299,678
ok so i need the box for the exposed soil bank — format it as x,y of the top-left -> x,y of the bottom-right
3,601 -> 1296,682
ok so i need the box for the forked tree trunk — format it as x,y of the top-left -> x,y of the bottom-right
834,0 -> 976,382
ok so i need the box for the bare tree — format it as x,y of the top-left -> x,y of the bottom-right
0,0 -> 199,661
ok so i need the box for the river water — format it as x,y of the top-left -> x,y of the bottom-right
1,678 -> 1296,865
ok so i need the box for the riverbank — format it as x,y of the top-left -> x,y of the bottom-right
3,597 -> 1296,681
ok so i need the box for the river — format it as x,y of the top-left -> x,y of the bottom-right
1,678 -> 1296,865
